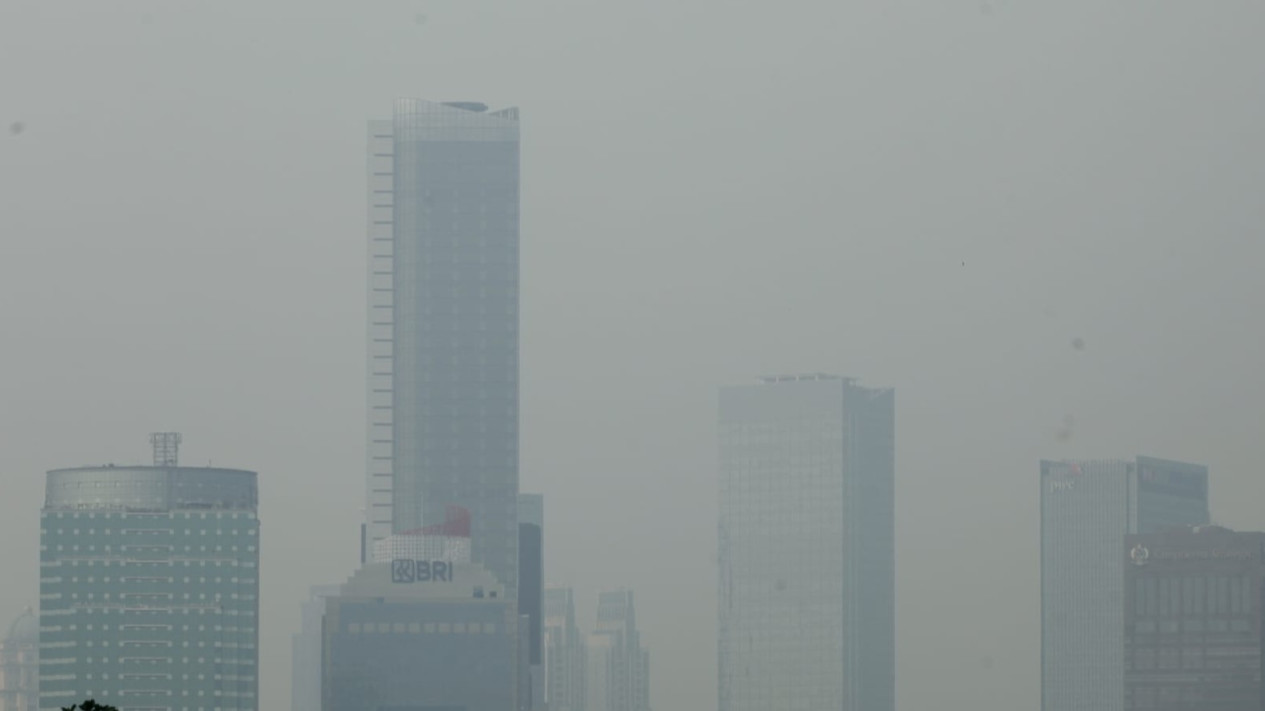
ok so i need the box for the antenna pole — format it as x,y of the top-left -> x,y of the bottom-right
150,432 -> 182,467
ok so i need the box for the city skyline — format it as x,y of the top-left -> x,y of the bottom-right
4,4 -> 1265,711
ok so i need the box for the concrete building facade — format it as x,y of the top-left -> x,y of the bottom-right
1124,526 -> 1265,711
321,558 -> 519,711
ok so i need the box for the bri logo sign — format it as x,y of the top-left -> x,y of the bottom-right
391,559 -> 453,583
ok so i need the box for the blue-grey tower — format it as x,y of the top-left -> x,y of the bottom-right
718,375 -> 895,711
364,100 -> 521,597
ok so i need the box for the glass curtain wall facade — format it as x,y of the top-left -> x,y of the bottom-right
365,99 -> 521,598
718,375 -> 895,711
1040,457 -> 1209,711
39,466 -> 260,711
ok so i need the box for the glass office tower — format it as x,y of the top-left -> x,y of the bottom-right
1040,456 -> 1209,711
718,374 -> 895,711
365,99 -> 521,598
39,462 -> 259,711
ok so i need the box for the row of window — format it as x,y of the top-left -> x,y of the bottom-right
45,528 -> 256,536
36,623 -> 251,632
42,690 -> 257,700
40,656 -> 253,665
1132,575 -> 1256,616
47,547 -> 256,554
47,576 -> 252,583
42,610 -> 255,627
46,512 -> 253,520
1131,618 -> 1254,633
45,672 -> 256,682
1129,654 -> 1261,670
346,621 -> 498,635
43,560 -> 257,568
45,587 -> 251,597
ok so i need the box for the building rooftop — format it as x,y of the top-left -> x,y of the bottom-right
756,373 -> 852,384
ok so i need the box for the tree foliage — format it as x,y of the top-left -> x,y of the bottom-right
61,700 -> 119,711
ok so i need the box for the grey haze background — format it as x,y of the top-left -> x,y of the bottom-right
2,1 -> 1264,710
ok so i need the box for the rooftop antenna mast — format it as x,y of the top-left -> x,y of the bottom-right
150,432 -> 182,467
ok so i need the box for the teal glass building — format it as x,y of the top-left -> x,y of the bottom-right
39,464 -> 259,711
718,375 -> 895,711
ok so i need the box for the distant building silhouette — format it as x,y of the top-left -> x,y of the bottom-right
586,590 -> 649,711
0,608 -> 37,711
544,587 -> 586,711
291,585 -> 338,711
718,375 -> 895,711
1041,457 -> 1209,711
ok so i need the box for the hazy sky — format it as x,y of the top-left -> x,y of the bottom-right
4,2 -> 1265,710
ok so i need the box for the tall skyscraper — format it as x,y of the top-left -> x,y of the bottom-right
364,99 -> 522,599
544,587 -> 585,711
39,434 -> 260,711
0,609 -> 37,711
586,591 -> 650,711
1040,456 -> 1209,711
519,494 -> 545,710
1123,525 -> 1265,710
718,374 -> 895,711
